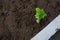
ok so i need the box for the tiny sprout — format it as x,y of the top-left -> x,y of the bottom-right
35,7 -> 47,23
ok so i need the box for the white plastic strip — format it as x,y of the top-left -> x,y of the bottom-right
31,15 -> 60,40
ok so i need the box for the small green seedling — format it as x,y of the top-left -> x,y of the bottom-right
35,8 -> 47,23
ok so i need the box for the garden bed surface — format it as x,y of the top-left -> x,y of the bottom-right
0,0 -> 60,40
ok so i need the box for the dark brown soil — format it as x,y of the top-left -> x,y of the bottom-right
0,0 -> 60,40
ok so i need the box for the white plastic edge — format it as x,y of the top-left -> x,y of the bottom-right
31,15 -> 60,40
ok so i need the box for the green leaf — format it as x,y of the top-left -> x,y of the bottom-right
35,8 -> 47,23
